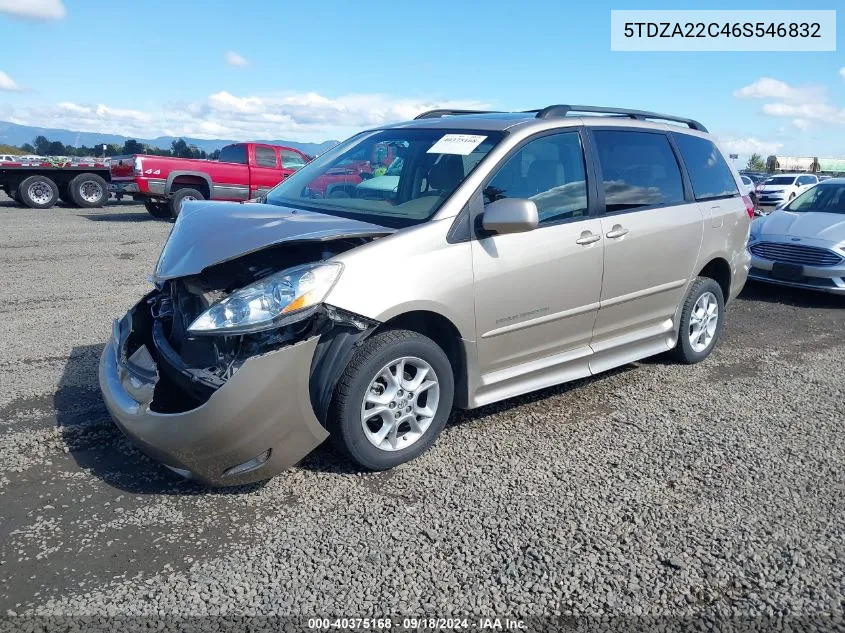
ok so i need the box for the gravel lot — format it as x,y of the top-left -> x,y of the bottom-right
0,193 -> 843,627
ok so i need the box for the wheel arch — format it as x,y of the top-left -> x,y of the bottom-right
376,310 -> 467,408
696,257 -> 732,303
165,171 -> 211,198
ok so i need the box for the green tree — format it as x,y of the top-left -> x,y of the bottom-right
746,153 -> 766,172
33,135 -> 51,155
171,138 -> 191,158
20,143 -> 35,154
122,139 -> 144,154
46,140 -> 66,156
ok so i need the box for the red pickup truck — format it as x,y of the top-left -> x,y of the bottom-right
110,142 -> 311,219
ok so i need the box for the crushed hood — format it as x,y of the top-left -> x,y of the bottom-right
154,201 -> 393,280
756,210 -> 845,243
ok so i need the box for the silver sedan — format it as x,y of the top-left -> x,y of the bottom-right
748,178 -> 845,294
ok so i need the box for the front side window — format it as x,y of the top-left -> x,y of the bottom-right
218,144 -> 248,165
281,150 -> 307,171
255,146 -> 277,168
785,183 -> 845,215
484,132 -> 588,224
672,133 -> 738,201
265,129 -> 503,228
593,130 -> 685,212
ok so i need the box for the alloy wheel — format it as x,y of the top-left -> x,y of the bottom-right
688,291 -> 719,353
27,182 -> 52,205
360,356 -> 440,452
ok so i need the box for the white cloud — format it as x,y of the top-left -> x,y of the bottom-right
0,91 -> 490,143
840,67 -> 845,79
717,136 -> 783,157
225,51 -> 249,67
734,76 -> 844,130
734,77 -> 822,103
0,0 -> 65,20
0,70 -> 22,92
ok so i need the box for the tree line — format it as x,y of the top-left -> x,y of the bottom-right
8,136 -> 221,160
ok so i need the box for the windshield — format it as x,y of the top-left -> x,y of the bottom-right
765,176 -> 797,186
264,128 -> 503,227
784,182 -> 845,215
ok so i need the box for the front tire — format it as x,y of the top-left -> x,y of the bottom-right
18,175 -> 59,209
329,329 -> 454,470
671,277 -> 725,364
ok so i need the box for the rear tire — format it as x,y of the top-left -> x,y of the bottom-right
671,277 -> 725,364
329,329 -> 454,471
69,173 -> 109,208
18,175 -> 59,209
144,200 -> 171,219
168,188 -> 204,218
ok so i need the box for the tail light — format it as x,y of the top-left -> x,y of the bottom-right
742,195 -> 755,219
133,156 -> 143,176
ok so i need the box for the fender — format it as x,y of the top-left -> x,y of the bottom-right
165,170 -> 213,197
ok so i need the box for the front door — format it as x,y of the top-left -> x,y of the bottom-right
251,144 -> 281,199
471,131 -> 603,402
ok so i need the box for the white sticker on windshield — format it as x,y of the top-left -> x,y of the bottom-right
427,134 -> 488,155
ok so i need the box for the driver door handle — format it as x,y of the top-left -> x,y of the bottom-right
575,231 -> 601,245
606,225 -> 629,239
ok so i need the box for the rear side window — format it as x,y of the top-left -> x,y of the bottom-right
592,130 -> 685,212
218,144 -> 248,165
673,134 -> 739,200
255,146 -> 277,168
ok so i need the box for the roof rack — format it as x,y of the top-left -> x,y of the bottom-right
413,109 -> 495,119
413,105 -> 708,132
533,105 -> 707,132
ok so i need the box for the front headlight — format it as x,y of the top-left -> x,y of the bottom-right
748,217 -> 764,243
187,262 -> 343,335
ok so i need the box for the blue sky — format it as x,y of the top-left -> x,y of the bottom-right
0,0 -> 843,160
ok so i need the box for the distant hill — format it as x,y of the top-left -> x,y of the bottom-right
0,121 -> 339,156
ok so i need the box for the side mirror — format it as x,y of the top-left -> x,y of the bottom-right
481,198 -> 539,235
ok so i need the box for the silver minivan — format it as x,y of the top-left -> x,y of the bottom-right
99,105 -> 753,485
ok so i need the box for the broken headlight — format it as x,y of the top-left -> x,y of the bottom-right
187,262 -> 343,335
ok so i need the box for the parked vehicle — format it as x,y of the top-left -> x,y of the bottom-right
756,173 -> 819,213
99,104 -> 752,486
740,171 -> 769,185
0,154 -> 19,163
739,174 -> 759,208
304,143 -> 397,198
109,142 -> 311,219
748,178 -> 845,294
0,160 -> 111,209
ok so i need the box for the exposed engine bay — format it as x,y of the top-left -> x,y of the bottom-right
124,238 -> 380,415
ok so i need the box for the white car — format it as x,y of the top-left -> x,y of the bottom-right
756,173 -> 818,213
0,154 -> 20,163
739,174 -> 756,196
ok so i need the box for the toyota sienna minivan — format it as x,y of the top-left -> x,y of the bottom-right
99,105 -> 752,485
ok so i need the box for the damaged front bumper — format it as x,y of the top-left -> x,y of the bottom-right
99,304 -> 329,486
